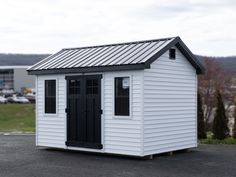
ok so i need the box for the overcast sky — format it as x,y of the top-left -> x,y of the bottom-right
0,0 -> 235,56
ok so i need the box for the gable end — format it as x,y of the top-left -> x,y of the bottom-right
145,37 -> 204,74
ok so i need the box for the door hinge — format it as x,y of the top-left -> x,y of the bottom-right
65,108 -> 68,113
100,109 -> 103,114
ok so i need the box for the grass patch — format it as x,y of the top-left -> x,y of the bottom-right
200,137 -> 236,144
0,104 -> 35,132
199,132 -> 236,144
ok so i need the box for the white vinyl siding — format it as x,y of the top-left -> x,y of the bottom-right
103,71 -> 143,156
36,71 -> 143,156
143,47 -> 197,155
36,75 -> 66,148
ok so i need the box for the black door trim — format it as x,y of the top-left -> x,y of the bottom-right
65,74 -> 102,80
66,141 -> 103,149
66,74 -> 103,149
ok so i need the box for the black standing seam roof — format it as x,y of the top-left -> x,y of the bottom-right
27,37 -> 204,75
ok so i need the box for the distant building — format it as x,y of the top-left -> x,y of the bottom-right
0,54 -> 49,93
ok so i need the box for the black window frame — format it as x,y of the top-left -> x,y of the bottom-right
45,80 -> 56,114
114,77 -> 130,116
169,48 -> 176,59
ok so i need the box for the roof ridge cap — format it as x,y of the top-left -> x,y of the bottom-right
62,37 -> 177,50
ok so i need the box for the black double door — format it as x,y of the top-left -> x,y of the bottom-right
65,75 -> 102,149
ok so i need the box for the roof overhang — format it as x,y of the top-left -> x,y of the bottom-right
27,63 -> 147,75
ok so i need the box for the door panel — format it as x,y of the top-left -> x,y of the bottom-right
67,78 -> 83,142
85,77 -> 101,145
66,75 -> 102,149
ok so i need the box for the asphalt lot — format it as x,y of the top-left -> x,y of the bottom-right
0,135 -> 236,177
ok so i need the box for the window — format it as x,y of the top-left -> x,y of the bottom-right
69,79 -> 80,95
86,79 -> 98,95
45,80 -> 56,114
0,69 -> 14,90
169,48 -> 176,59
114,77 -> 130,116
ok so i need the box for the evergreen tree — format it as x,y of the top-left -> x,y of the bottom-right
212,90 -> 229,140
197,92 -> 206,139
233,101 -> 236,138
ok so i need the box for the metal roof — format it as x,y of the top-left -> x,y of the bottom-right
28,37 -> 204,75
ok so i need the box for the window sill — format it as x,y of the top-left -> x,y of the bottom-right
43,113 -> 58,117
113,115 -> 132,119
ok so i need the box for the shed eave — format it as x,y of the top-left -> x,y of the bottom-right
27,63 -> 147,75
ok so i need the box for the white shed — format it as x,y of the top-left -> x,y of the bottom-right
28,37 -> 204,157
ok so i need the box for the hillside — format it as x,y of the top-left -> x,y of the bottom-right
0,54 -> 50,66
196,55 -> 236,73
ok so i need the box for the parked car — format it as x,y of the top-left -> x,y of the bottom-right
7,96 -> 30,103
7,96 -> 19,103
17,97 -> 30,103
0,96 -> 7,104
24,93 -> 36,103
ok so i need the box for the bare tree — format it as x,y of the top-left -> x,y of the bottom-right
198,58 -> 232,130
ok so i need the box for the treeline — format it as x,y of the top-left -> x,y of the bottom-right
198,57 -> 236,140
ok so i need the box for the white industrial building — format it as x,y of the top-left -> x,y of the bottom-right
0,54 -> 48,93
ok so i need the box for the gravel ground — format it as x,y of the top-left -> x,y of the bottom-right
0,134 -> 236,177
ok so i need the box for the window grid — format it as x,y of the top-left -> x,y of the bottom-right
45,80 -> 56,114
114,77 -> 130,116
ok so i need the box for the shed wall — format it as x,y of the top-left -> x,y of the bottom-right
103,71 -> 143,156
36,71 -> 143,156
36,75 -> 66,148
143,47 -> 197,155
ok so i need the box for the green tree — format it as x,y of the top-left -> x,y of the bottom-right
197,92 -> 206,139
212,90 -> 229,140
233,101 -> 236,138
